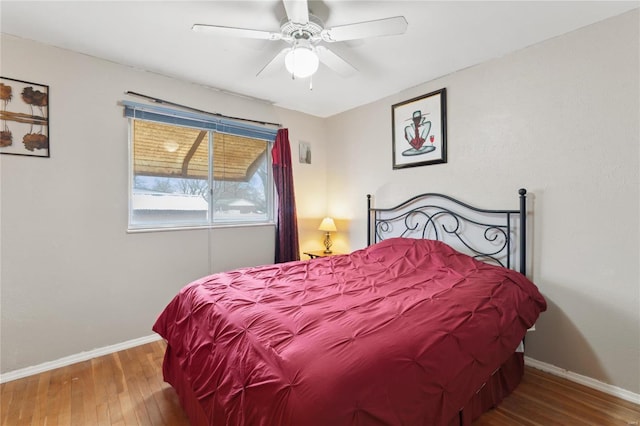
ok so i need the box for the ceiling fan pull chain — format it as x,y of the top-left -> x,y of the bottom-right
309,75 -> 313,91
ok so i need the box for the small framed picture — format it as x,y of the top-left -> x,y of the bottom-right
392,88 -> 446,169
299,141 -> 311,164
0,76 -> 50,158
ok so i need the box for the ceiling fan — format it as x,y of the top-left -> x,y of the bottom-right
192,0 -> 408,79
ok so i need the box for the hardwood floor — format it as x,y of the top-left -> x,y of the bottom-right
1,340 -> 639,425
1,340 -> 188,426
476,368 -> 640,426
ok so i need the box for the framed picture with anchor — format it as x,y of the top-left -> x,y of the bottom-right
392,88 -> 446,169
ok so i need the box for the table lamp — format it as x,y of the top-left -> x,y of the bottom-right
318,217 -> 337,254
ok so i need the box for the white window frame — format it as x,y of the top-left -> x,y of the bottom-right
124,101 -> 277,232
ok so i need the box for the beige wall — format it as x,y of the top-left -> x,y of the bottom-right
326,10 -> 639,393
0,34 -> 326,373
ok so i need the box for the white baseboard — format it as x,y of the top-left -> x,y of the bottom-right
0,334 -> 162,384
525,356 -> 640,405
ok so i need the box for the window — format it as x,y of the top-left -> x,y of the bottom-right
124,102 -> 277,230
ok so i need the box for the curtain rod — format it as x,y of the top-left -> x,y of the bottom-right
124,91 -> 282,128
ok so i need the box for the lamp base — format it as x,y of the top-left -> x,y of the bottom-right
323,232 -> 333,254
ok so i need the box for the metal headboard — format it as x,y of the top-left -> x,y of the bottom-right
367,188 -> 527,275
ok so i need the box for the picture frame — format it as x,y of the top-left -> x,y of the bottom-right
392,88 -> 446,169
0,76 -> 50,158
299,141 -> 311,164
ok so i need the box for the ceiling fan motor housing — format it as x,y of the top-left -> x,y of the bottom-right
280,14 -> 324,43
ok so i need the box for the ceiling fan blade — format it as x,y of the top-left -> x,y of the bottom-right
321,16 -> 408,42
192,24 -> 282,41
256,48 -> 291,77
315,46 -> 357,77
283,0 -> 309,25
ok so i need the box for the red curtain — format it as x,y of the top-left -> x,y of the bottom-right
272,129 -> 300,263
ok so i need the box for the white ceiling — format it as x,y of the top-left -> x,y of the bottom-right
1,1 -> 638,118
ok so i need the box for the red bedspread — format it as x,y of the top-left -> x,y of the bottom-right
153,238 -> 546,425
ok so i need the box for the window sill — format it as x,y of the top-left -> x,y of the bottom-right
127,222 -> 276,234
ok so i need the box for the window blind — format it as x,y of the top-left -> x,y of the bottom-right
122,100 -> 278,142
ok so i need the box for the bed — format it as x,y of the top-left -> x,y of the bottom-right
153,188 -> 546,425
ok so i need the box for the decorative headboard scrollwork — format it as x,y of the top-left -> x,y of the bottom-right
367,189 -> 527,275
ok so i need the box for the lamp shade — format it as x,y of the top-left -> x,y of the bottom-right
285,40 -> 319,78
318,217 -> 337,232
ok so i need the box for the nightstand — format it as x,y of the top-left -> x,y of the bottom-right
303,250 -> 342,259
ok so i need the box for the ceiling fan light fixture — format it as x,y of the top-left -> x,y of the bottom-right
284,40 -> 319,78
